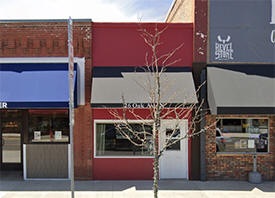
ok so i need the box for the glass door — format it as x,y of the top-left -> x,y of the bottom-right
0,110 -> 23,170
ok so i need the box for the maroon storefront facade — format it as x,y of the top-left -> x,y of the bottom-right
90,23 -> 196,180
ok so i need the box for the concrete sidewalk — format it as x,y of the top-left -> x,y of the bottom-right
0,172 -> 274,198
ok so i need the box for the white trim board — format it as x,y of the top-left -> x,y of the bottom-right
23,144 -> 27,180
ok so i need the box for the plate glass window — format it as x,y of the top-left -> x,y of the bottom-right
95,123 -> 153,156
216,118 -> 269,153
28,110 -> 69,143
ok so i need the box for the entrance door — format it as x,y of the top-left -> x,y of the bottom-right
159,119 -> 189,179
0,110 -> 23,170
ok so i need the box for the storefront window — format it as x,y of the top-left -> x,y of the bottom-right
95,123 -> 153,157
28,110 -> 69,143
216,118 -> 268,153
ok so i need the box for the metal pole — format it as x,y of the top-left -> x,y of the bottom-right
253,154 -> 257,172
68,16 -> 75,198
200,69 -> 206,181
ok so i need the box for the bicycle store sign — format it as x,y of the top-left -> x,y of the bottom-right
271,30 -> 275,44
271,0 -> 275,43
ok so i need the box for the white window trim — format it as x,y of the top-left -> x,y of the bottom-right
94,119 -> 154,159
215,117 -> 270,154
0,57 -> 85,106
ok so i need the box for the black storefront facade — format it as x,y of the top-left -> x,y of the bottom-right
203,0 -> 275,180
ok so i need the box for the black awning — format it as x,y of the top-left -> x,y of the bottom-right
207,65 -> 275,114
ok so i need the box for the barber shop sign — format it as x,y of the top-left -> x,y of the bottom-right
0,102 -> 8,109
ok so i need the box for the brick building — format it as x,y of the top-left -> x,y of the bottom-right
2,0 -> 274,182
0,20 -> 198,180
166,0 -> 275,181
0,19 -> 93,179
205,0 -> 275,181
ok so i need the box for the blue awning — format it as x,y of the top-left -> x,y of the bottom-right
0,63 -> 77,108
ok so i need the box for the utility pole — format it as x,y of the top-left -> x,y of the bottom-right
68,16 -> 75,198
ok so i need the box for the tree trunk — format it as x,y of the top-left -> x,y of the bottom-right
153,123 -> 159,198
153,70 -> 161,198
152,56 -> 161,198
153,155 -> 159,198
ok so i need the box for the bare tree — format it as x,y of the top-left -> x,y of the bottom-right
109,25 -> 215,198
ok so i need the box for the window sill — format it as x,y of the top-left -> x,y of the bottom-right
25,142 -> 69,144
216,152 -> 270,156
94,156 -> 154,159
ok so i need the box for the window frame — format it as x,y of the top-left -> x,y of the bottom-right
94,119 -> 154,158
215,117 -> 270,154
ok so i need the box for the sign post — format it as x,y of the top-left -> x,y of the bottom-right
68,16 -> 75,198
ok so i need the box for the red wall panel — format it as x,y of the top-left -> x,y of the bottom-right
93,158 -> 154,180
92,23 -> 193,67
92,108 -> 192,180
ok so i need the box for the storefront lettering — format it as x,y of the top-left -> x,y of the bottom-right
0,102 -> 8,109
215,35 -> 234,61
125,103 -> 154,108
125,103 -> 167,108
270,1 -> 275,43
271,0 -> 275,24
271,30 -> 275,44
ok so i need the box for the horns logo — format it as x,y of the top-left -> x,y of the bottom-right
217,35 -> 231,44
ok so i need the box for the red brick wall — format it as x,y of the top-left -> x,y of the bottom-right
205,115 -> 275,180
194,0 -> 208,63
0,21 -> 93,179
